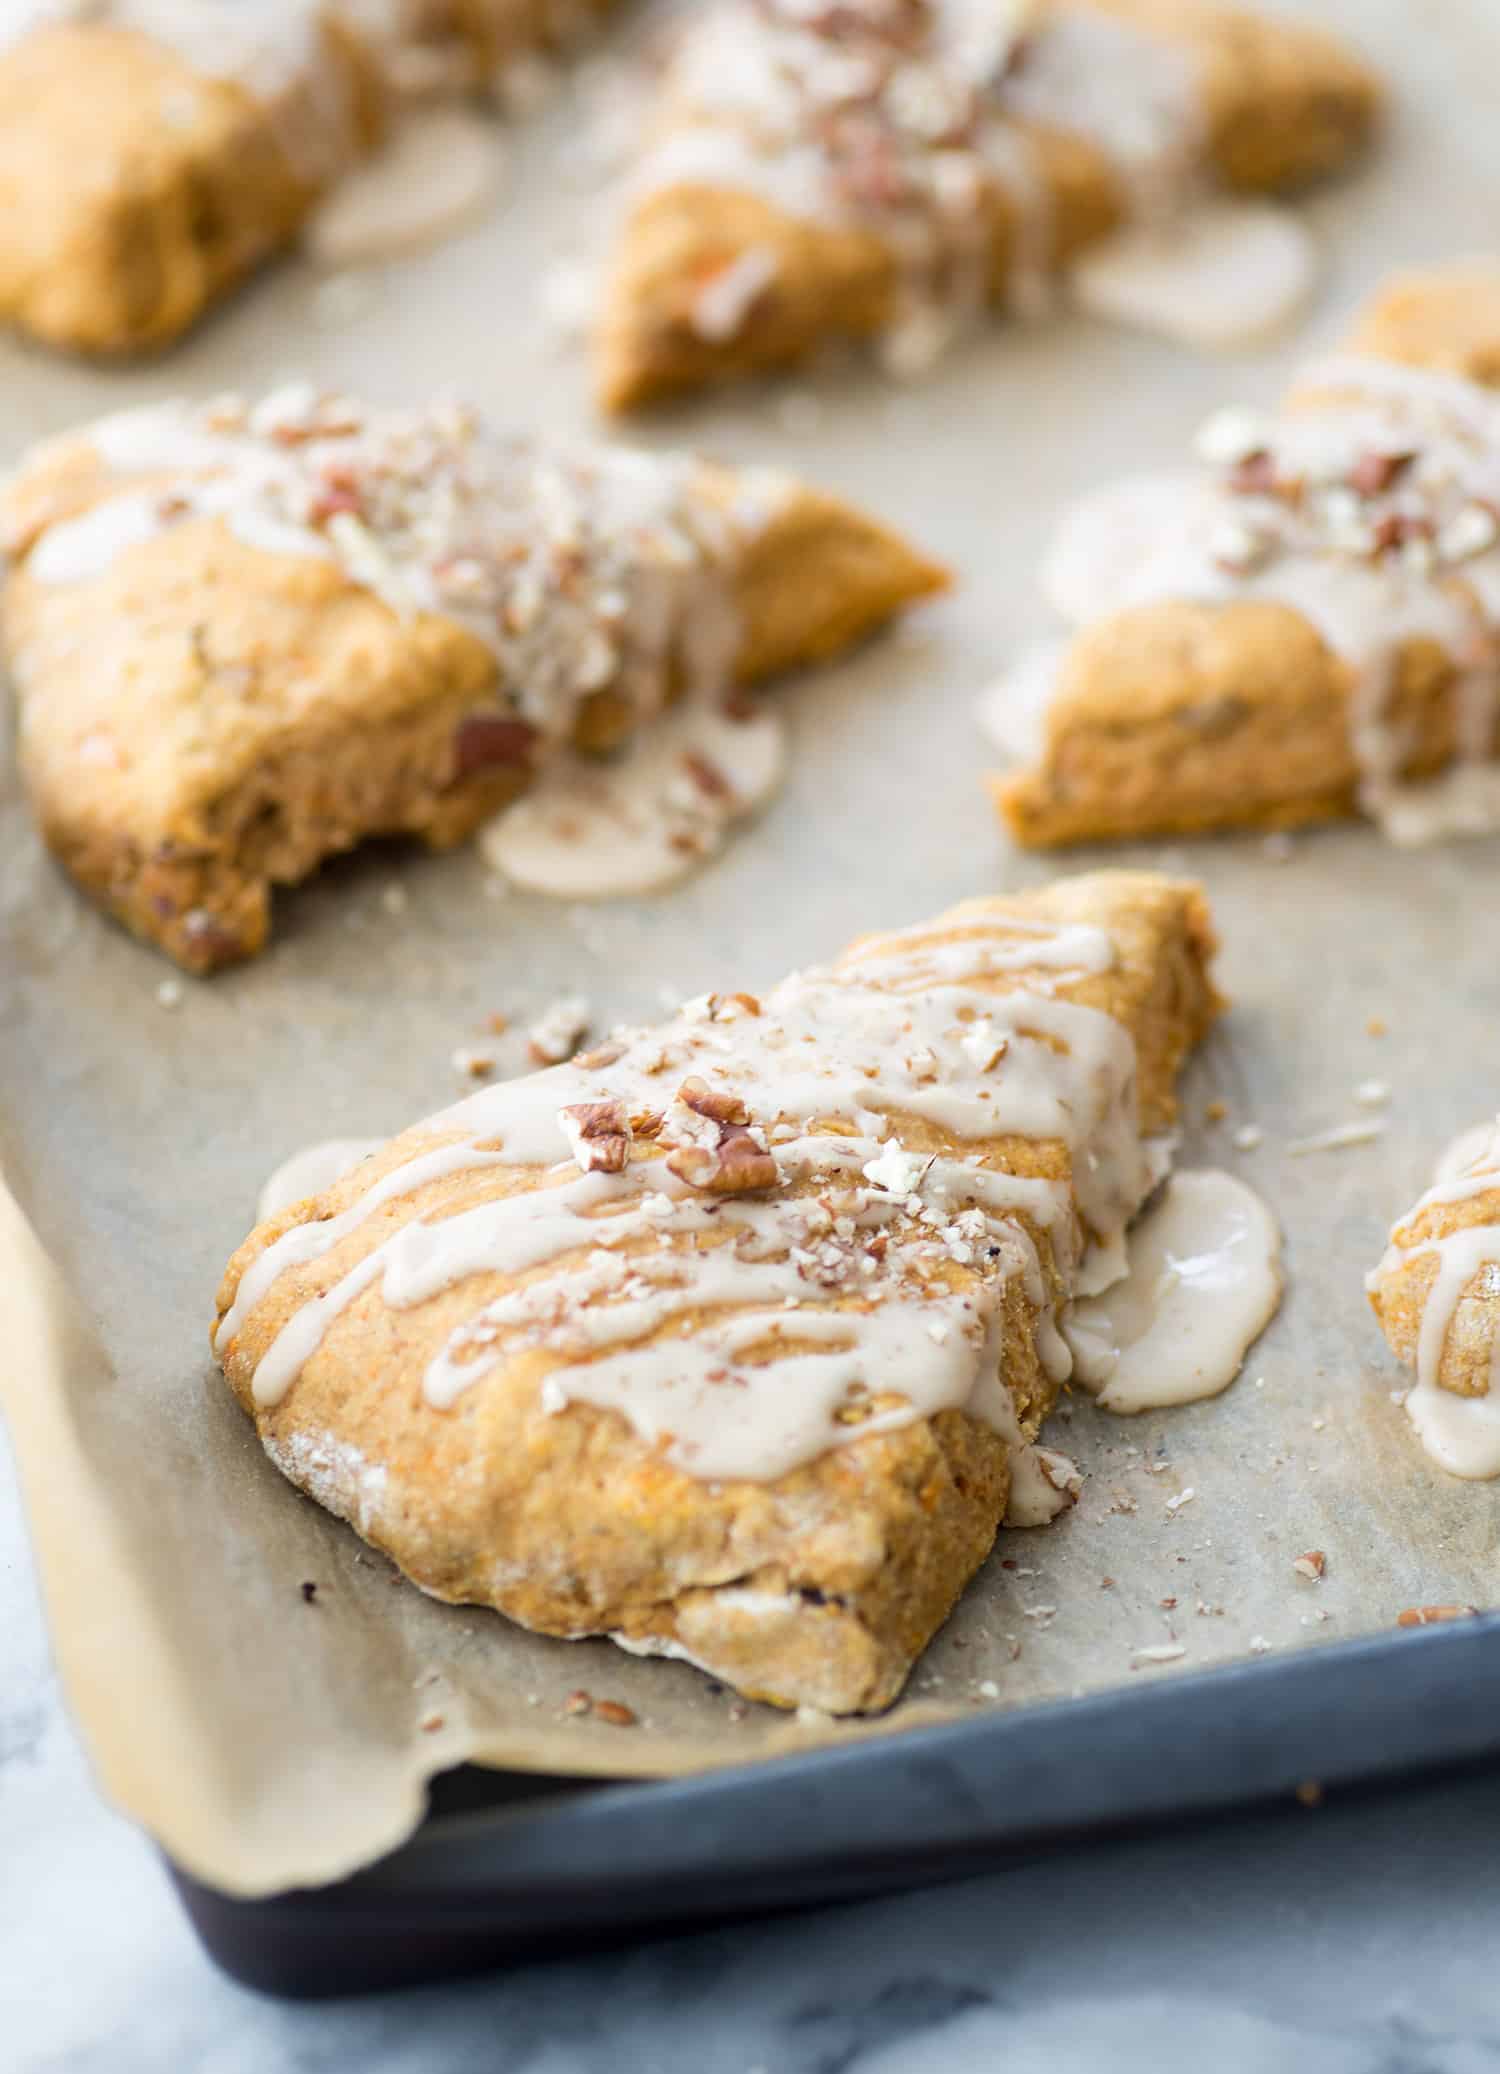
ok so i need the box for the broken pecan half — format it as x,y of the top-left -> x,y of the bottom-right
558,1099 -> 631,1174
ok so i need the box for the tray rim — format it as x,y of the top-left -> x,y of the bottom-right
167,1607 -> 1500,1996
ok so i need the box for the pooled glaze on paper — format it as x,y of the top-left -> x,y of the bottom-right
1067,199 -> 1319,353
1067,1169 -> 1283,1414
480,693 -> 787,898
215,905 -> 1185,1489
1371,1118 -> 1500,1479
305,105 -> 506,266
1024,356 -> 1500,841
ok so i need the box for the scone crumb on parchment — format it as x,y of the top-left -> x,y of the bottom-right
526,995 -> 592,1065
1397,1605 -> 1479,1627
1287,1120 -> 1386,1156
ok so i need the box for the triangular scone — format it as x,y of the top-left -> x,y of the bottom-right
991,262 -> 1500,849
1367,1119 -> 1500,1481
0,390 -> 945,970
0,10 -> 382,356
214,869 -> 1221,1715
0,3 -> 619,357
594,0 -> 1379,413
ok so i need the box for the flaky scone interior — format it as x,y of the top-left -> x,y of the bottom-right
0,388 -> 944,971
594,0 -> 1379,412
213,869 -> 1221,1715
990,261 -> 1500,851
1368,1118 -> 1500,1482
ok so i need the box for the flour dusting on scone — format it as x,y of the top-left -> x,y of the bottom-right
0,389 -> 945,969
990,263 -> 1500,850
213,870 -> 1221,1714
1368,1119 -> 1500,1481
593,0 -> 1379,410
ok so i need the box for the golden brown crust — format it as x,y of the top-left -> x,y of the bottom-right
993,600 -> 1462,848
214,870 -> 1221,1714
594,0 -> 1379,413
1,439 -> 945,970
1078,0 -> 1379,194
992,254 -> 1500,852
1368,1178 -> 1500,1402
0,23 -> 381,357
1343,259 -> 1500,392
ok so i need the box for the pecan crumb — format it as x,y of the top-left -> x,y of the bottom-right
593,1699 -> 638,1727
420,1712 -> 446,1735
563,1689 -> 594,1716
1292,1550 -> 1326,1581
1397,1604 -> 1479,1627
678,1075 -> 749,1125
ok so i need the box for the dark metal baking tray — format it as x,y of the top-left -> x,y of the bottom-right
171,1611 -> 1500,1998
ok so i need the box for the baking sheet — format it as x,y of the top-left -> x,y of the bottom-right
4,0 -> 1500,1901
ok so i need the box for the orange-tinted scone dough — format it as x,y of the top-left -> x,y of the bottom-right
0,393 -> 946,970
0,18 -> 380,356
992,263 -> 1500,849
1368,1130 -> 1500,1404
214,870 -> 1221,1714
594,0 -> 1379,412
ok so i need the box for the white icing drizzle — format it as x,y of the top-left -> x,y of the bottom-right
479,691 -> 787,899
257,1138 -> 385,1223
4,2 -> 361,186
1370,1118 -> 1500,1479
217,906 -> 1182,1489
629,0 -> 1209,369
13,390 -> 754,768
1066,1169 -> 1282,1414
1031,357 -> 1500,841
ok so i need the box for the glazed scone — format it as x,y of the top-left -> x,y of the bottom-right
0,388 -> 946,970
0,7 -> 381,356
1368,1119 -> 1500,1480
338,0 -> 617,98
990,267 -> 1500,849
594,0 -> 1379,411
213,869 -> 1222,1715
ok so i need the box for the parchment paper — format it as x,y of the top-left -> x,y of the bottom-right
4,0 -> 1500,1900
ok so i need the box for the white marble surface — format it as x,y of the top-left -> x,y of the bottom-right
6,1418 -> 1500,2074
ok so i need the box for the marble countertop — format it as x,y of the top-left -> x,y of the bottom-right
6,1430 -> 1500,2074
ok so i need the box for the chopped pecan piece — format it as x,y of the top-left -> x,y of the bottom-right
678,1075 -> 750,1126
558,1099 -> 632,1174
452,714 -> 539,780
667,1126 -> 780,1195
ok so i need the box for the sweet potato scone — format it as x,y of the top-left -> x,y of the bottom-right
214,869 -> 1221,1714
0,386 -> 943,970
990,263 -> 1500,849
0,3 -> 619,356
0,5 -> 383,356
1368,1119 -> 1500,1482
593,0 -> 1379,411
